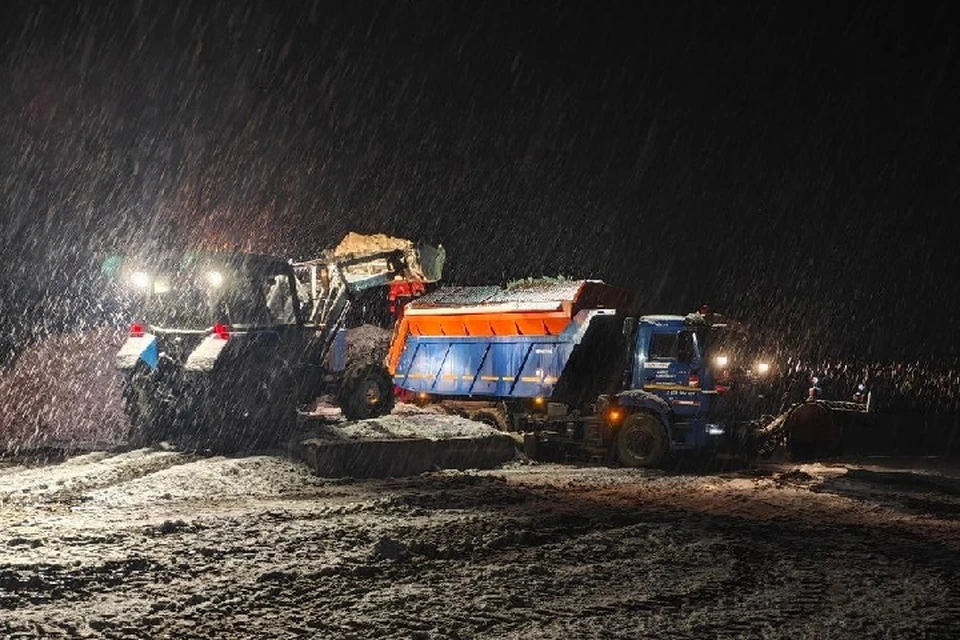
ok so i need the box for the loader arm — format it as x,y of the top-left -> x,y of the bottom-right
293,235 -> 444,347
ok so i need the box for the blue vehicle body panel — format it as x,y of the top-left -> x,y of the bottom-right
395,335 -> 575,398
393,310 -> 612,399
621,315 -> 727,449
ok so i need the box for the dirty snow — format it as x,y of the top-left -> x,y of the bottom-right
2,454 -> 960,638
345,324 -> 392,365
331,232 -> 416,258
305,411 -> 504,442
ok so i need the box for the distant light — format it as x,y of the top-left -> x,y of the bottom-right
207,271 -> 224,288
608,409 -> 621,423
131,271 -> 151,289
153,276 -> 172,295
714,355 -> 729,368
757,362 -> 771,375
534,397 -> 545,406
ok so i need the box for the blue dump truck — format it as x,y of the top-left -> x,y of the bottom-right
388,281 -> 777,467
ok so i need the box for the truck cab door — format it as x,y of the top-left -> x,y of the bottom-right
639,328 -> 704,417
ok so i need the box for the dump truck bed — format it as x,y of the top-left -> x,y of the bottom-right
388,280 -> 634,405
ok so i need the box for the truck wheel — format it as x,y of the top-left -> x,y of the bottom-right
617,412 -> 668,468
339,362 -> 395,421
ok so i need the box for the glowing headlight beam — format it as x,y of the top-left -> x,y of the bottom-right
131,271 -> 151,289
714,355 -> 729,368
757,362 -> 771,375
207,270 -> 225,288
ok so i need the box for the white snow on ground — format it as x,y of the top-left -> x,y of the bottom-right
0,449 -> 190,507
2,453 -> 960,639
304,410 -> 505,442
85,455 -> 323,508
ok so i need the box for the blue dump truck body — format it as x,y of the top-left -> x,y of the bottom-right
389,281 -> 773,467
392,308 -> 618,399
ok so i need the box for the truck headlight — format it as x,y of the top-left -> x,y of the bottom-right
756,362 -> 770,375
714,355 -> 729,368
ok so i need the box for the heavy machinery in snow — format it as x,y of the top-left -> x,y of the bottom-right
115,234 -> 444,450
387,281 -> 779,467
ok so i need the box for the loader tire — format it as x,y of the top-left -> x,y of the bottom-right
122,368 -> 174,446
617,412 -> 668,468
339,362 -> 395,421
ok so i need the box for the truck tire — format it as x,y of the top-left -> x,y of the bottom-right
339,362 -> 395,421
617,412 -> 668,468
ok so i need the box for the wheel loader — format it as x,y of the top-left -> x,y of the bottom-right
114,233 -> 444,451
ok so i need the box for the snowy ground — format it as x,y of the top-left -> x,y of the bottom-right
3,330 -> 960,636
2,451 -> 960,638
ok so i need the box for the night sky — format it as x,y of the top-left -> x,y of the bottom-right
2,1 -> 959,362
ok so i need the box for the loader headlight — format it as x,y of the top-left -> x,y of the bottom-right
207,270 -> 225,288
756,362 -> 771,375
130,271 -> 151,289
713,355 -> 729,368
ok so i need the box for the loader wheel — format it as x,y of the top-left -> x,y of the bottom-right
617,413 -> 668,468
122,368 -> 174,446
340,362 -> 395,421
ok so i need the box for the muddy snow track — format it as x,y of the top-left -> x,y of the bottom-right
2,453 -> 960,638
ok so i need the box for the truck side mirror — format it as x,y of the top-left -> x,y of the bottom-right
622,317 -> 637,337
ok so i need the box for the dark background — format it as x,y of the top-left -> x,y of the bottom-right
2,1 -> 959,364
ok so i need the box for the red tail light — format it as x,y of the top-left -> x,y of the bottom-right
212,323 -> 230,340
130,323 -> 145,338
689,373 -> 699,388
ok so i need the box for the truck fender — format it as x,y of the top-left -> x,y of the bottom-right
615,389 -> 672,431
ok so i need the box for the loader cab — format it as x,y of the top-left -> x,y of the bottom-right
128,252 -> 303,332
116,251 -> 307,374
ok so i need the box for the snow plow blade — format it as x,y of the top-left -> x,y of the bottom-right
297,435 -> 516,478
757,400 -> 874,460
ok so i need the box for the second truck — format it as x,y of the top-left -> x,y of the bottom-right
387,280 -> 779,467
